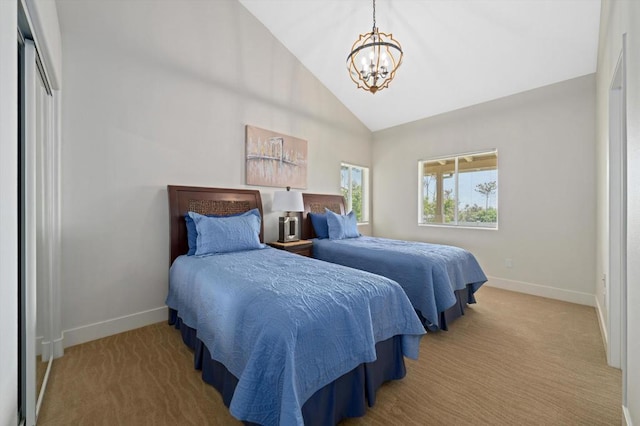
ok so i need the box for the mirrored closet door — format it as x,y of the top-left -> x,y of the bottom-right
19,28 -> 57,426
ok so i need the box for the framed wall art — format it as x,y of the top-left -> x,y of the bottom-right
245,125 -> 308,189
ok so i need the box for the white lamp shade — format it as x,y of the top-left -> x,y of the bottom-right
272,190 -> 304,212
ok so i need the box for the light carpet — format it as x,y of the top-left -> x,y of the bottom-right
38,286 -> 621,425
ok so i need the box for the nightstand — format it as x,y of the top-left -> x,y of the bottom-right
267,240 -> 313,257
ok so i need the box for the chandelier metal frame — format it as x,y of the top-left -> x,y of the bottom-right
346,0 -> 403,94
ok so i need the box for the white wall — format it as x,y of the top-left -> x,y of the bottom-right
0,2 -> 18,424
373,75 -> 596,306
56,0 -> 371,346
595,0 -> 640,423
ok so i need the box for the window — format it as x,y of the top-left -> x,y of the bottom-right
341,163 -> 369,223
419,151 -> 498,228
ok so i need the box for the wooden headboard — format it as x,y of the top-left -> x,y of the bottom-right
301,193 -> 346,240
167,185 -> 264,264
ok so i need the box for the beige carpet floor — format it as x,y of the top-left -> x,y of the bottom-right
37,286 -> 621,425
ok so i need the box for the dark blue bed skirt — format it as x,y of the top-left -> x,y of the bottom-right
420,284 -> 477,332
168,309 -> 407,426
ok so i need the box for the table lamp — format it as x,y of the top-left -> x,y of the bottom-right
272,187 -> 304,242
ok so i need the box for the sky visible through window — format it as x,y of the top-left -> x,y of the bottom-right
341,164 -> 367,222
442,169 -> 497,209
341,167 -> 362,189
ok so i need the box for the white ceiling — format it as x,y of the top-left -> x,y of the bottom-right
239,0 -> 601,132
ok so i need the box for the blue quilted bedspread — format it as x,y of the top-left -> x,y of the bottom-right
313,237 -> 488,329
166,247 -> 425,426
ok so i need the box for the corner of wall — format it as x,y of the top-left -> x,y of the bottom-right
0,1 -> 19,424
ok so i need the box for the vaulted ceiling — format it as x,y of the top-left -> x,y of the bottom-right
239,0 -> 601,131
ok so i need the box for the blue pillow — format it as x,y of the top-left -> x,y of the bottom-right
189,211 -> 263,256
185,213 -> 211,255
185,209 -> 261,255
308,212 -> 329,239
325,209 -> 360,240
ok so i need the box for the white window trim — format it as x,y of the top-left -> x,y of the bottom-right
341,162 -> 370,224
418,149 -> 498,229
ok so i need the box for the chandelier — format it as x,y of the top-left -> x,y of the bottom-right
346,0 -> 403,94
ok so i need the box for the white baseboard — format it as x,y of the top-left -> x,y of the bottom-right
485,276 -> 596,307
61,306 -> 168,349
36,336 -> 63,359
52,336 -> 64,359
623,405 -> 633,426
594,295 -> 608,355
36,336 -> 43,356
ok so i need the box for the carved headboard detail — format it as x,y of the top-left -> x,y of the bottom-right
308,202 -> 342,215
187,199 -> 251,216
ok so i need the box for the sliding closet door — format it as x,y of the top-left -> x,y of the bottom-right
34,37 -> 56,416
21,38 -> 38,426
20,37 -> 54,426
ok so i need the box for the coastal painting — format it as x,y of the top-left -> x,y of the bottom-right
245,125 -> 308,189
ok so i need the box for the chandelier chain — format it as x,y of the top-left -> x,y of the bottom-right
372,0 -> 376,31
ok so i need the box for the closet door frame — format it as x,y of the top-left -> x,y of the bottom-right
19,19 -> 59,425
21,37 -> 38,426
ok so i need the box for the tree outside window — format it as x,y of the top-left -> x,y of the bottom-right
341,163 -> 369,223
419,151 -> 498,228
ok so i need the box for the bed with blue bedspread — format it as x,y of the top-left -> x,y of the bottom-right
302,193 -> 488,331
166,186 -> 426,426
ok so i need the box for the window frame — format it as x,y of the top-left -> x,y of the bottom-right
340,162 -> 370,224
418,150 -> 498,229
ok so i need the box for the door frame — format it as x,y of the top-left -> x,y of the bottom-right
607,34 -> 627,409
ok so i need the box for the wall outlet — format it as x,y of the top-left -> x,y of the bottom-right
505,258 -> 513,268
